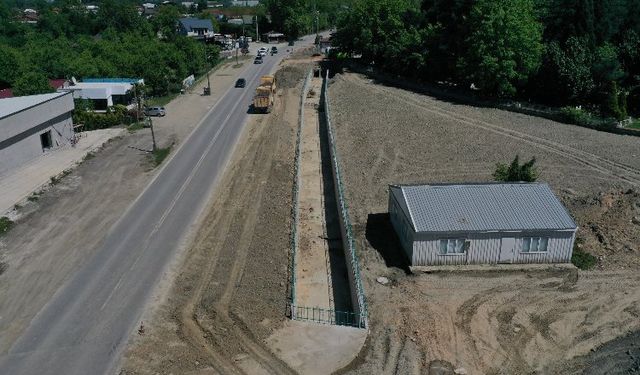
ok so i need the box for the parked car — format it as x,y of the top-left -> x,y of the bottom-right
235,78 -> 246,88
144,106 -> 166,117
254,56 -> 263,64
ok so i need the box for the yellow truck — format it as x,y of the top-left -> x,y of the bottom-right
252,75 -> 276,113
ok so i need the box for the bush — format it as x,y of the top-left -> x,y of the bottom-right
73,108 -> 127,131
0,216 -> 13,237
571,248 -> 597,270
493,155 -> 539,182
559,106 -> 616,129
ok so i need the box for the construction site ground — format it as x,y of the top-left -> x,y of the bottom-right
0,57 -> 257,355
0,128 -> 124,216
295,72 -> 352,312
327,72 -> 640,374
120,55 -> 365,375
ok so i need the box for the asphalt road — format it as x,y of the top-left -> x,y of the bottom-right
0,35 -> 317,375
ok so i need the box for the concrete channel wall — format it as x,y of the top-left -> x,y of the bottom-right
289,69 -> 313,317
321,70 -> 368,329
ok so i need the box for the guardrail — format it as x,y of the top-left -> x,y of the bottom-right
320,69 -> 368,328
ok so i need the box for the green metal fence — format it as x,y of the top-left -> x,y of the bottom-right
290,305 -> 361,327
287,69 -> 368,329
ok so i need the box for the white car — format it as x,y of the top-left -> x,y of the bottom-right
257,50 -> 267,57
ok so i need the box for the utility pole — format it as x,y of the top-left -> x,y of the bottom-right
255,15 -> 258,42
204,43 -> 211,95
148,115 -> 157,151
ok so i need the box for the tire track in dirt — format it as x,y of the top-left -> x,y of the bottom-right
342,75 -> 640,186
175,95 -> 298,375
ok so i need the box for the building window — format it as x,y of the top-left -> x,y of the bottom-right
522,237 -> 549,252
439,239 -> 468,255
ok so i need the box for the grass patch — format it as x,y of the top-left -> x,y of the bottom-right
151,145 -> 172,167
628,119 -> 640,129
146,93 -> 178,107
572,248 -> 597,270
27,192 -> 41,202
50,169 -> 72,185
0,216 -> 13,237
127,122 -> 145,133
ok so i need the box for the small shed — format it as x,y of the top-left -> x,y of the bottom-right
388,183 -> 578,266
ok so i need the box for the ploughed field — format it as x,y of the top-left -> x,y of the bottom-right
328,72 -> 640,374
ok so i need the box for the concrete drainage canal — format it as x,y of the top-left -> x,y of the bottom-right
289,68 -> 365,328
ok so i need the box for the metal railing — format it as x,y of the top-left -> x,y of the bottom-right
321,70 -> 368,329
290,305 -> 361,327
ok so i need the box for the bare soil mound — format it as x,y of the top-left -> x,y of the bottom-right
276,65 -> 308,89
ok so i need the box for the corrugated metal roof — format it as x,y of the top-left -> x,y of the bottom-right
394,183 -> 577,233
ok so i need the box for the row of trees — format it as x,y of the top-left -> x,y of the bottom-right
264,0 -> 348,40
0,0 -> 220,97
334,0 -> 640,120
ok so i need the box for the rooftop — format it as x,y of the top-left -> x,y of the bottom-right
179,17 -> 214,31
390,183 -> 577,233
0,92 -> 70,120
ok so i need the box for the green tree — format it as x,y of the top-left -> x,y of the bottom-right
0,44 -> 22,84
152,5 -> 181,40
420,0 -> 474,81
493,155 -> 539,182
459,0 -> 543,97
12,71 -> 54,96
196,0 -> 208,11
541,37 -> 595,104
335,0 -> 424,74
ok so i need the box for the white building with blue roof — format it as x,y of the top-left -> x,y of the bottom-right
388,183 -> 578,266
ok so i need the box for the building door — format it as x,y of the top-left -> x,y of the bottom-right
499,237 -> 515,263
40,130 -> 52,151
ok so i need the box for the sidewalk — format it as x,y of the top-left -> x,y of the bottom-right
0,128 -> 124,216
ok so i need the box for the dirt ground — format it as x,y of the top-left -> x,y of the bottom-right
120,61 -> 312,375
0,58 -> 253,355
0,133 -> 154,353
327,72 -> 640,373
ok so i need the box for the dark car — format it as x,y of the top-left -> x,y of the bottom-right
270,46 -> 278,55
254,56 -> 263,64
235,78 -> 246,88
